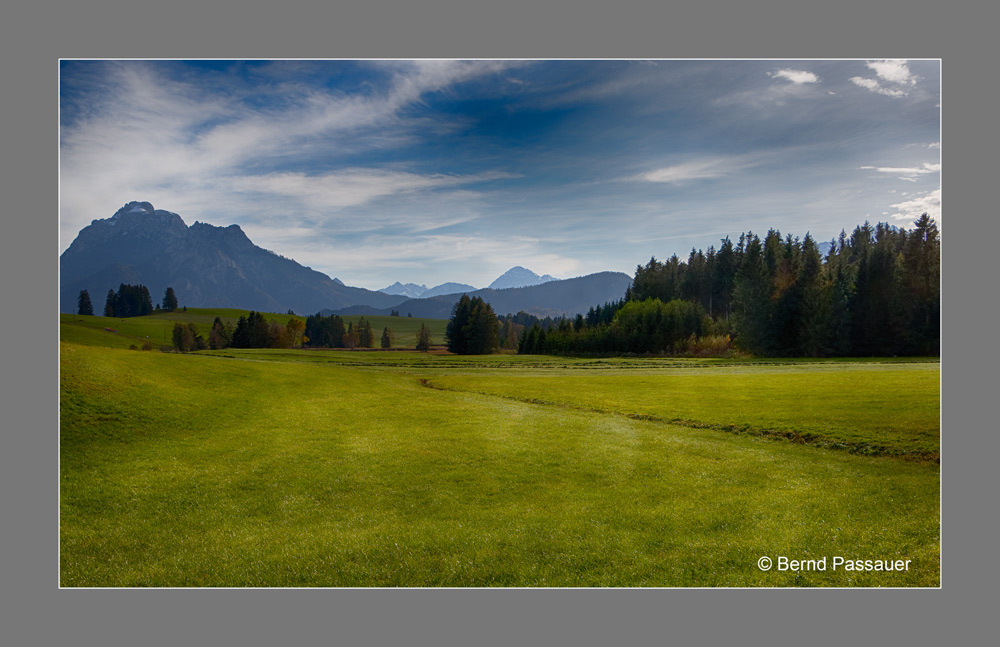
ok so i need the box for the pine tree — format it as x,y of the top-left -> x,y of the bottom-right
447,295 -> 499,354
77,290 -> 94,316
416,323 -> 431,351
464,299 -> 500,354
795,234 -> 833,357
162,287 -> 178,312
357,317 -> 374,348
381,327 -> 393,349
712,237 -> 738,320
446,294 -> 473,354
732,233 -> 773,355
104,289 -> 116,317
899,214 -> 941,355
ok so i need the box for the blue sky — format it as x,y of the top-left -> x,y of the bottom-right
59,59 -> 941,290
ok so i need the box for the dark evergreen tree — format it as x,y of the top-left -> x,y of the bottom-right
77,290 -> 94,316
712,237 -> 738,320
850,223 -> 901,355
446,295 -> 473,354
303,312 -> 346,348
446,295 -> 500,354
162,287 -> 178,312
463,299 -> 501,354
231,311 -> 271,348
104,289 -> 116,317
732,233 -> 773,355
381,326 -> 392,349
357,317 -> 374,348
416,323 -> 431,351
899,214 -> 941,355
795,234 -> 832,356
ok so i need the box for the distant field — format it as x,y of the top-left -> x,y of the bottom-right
60,309 -> 449,350
59,312 -> 940,587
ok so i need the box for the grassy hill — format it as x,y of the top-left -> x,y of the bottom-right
59,308 -> 940,587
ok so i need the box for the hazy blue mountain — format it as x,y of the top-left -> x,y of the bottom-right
379,282 -> 428,298
334,271 -> 632,319
422,281 -> 478,298
488,266 -> 557,290
60,201 -> 404,315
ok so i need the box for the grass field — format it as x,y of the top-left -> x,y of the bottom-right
59,312 -> 941,587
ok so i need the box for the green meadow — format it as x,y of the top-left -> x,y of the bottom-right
60,312 -> 940,587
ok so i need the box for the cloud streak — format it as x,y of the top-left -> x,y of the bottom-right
771,69 -> 819,84
629,156 -> 756,184
850,59 -> 918,98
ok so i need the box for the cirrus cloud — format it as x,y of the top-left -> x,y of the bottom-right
771,69 -> 819,84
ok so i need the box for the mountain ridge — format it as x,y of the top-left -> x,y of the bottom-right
60,201 -> 402,314
61,201 -> 632,318
331,271 -> 632,319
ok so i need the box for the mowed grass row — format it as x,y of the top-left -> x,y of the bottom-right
60,341 -> 939,586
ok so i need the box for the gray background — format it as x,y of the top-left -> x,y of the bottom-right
5,0 -> 988,644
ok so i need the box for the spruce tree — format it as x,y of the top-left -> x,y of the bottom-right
162,287 -> 178,312
416,323 -> 431,351
446,294 -> 473,354
77,290 -> 94,316
732,234 -> 773,355
900,214 -> 940,355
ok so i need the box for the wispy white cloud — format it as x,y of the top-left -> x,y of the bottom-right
59,60 -> 520,250
850,59 -> 917,98
230,169 -> 517,212
887,188 -> 941,225
860,162 -> 940,181
771,69 -> 819,84
850,76 -> 906,97
630,157 -> 753,184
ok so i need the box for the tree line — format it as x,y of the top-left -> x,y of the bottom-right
514,215 -> 939,357
301,313 -> 398,349
78,285 -> 180,317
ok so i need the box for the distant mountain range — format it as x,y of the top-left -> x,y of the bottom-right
60,201 -> 632,318
379,281 -> 478,299
378,266 -> 554,300
333,272 -> 632,319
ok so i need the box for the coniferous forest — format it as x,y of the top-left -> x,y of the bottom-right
515,215 -> 940,358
